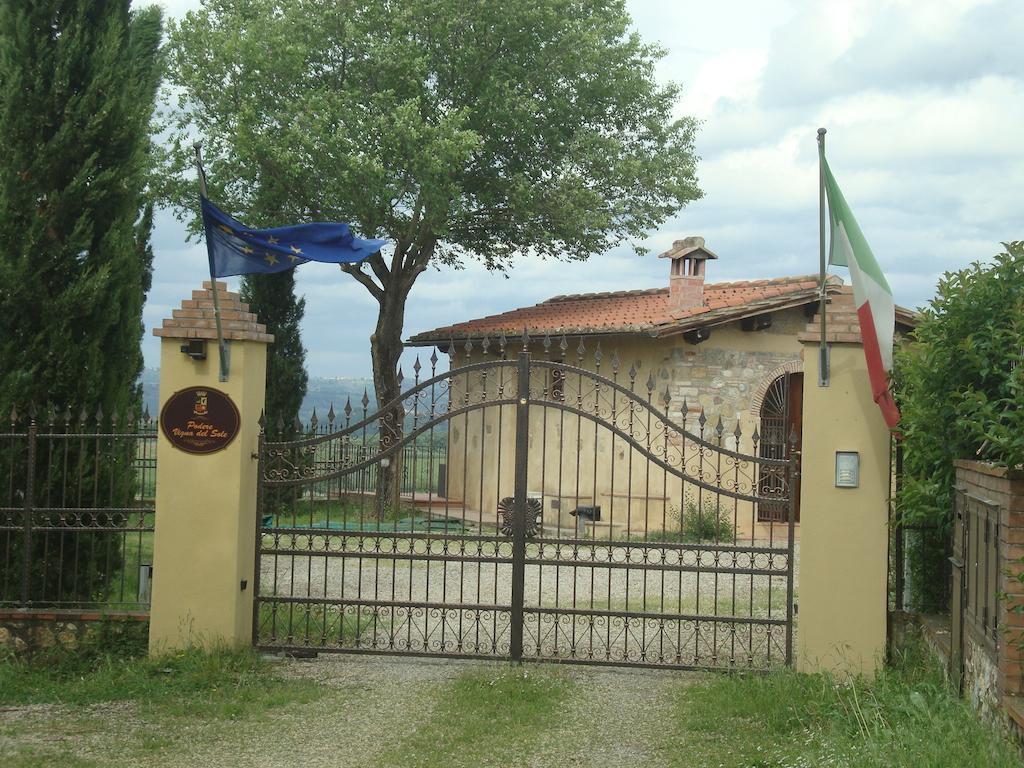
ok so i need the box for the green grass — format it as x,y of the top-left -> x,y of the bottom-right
378,666 -> 575,768
657,637 -> 1023,768
0,620 -> 321,719
2,628 -> 1020,768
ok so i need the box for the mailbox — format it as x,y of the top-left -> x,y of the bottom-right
571,505 -> 601,522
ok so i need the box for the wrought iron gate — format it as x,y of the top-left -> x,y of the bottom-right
254,337 -> 798,670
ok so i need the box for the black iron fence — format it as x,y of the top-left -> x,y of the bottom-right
0,406 -> 157,611
263,410 -> 448,499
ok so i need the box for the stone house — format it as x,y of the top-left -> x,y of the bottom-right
407,237 -> 916,540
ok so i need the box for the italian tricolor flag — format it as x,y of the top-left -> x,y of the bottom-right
822,158 -> 901,430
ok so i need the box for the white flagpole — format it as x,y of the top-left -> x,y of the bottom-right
817,127 -> 830,387
193,142 -> 229,382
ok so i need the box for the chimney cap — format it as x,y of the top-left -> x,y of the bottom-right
658,236 -> 719,260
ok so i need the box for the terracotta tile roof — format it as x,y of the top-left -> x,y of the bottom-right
409,275 -> 851,344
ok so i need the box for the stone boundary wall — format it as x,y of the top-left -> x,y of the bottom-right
0,610 -> 148,655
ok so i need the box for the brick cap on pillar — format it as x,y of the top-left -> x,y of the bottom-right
797,286 -> 862,345
153,281 -> 275,343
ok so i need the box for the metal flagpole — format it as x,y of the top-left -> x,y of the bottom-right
193,142 -> 230,382
817,127 -> 830,387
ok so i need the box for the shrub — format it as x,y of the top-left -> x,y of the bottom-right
650,499 -> 734,542
895,243 -> 1024,607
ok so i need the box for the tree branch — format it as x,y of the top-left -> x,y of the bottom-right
339,262 -> 384,302
366,251 -> 391,286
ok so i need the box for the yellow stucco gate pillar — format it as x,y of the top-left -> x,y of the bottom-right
796,292 -> 892,677
148,281 -> 273,654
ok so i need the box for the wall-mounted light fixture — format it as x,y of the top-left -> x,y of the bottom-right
180,339 -> 207,361
835,451 -> 860,488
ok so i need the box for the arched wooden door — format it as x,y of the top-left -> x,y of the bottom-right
757,372 -> 803,522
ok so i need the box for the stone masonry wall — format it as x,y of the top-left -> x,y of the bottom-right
664,309 -> 806,430
0,610 -> 148,655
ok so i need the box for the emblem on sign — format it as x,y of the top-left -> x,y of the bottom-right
160,386 -> 241,454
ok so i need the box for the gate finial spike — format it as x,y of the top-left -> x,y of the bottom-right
481,336 -> 490,355
663,386 -> 671,408
413,356 -> 422,377
64,405 -> 73,425
361,389 -> 370,409
646,372 -> 656,393
430,348 -> 439,369
310,409 -> 318,430
542,331 -> 551,353
79,404 -> 89,424
681,398 -> 688,418
559,333 -> 568,354
464,337 -> 474,355
734,420 -> 743,439
258,409 -> 266,430
498,331 -> 507,356
628,362 -> 638,381
611,349 -> 620,374
521,326 -> 530,351
752,425 -> 760,445
789,426 -> 799,448
46,403 -> 57,427
698,408 -> 707,429
275,413 -> 285,431
594,342 -> 602,367
293,414 -> 303,432
344,397 -> 353,420
28,402 -> 37,421
397,366 -> 404,386
327,403 -> 336,424
8,405 -> 16,424
94,403 -> 103,424
715,416 -> 724,438
576,337 -> 586,360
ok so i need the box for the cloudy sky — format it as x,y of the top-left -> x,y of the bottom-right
147,0 -> 1024,377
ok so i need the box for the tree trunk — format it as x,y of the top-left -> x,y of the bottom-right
371,287 -> 408,520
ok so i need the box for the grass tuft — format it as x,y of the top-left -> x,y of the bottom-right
661,634 -> 1023,767
0,620 -> 321,719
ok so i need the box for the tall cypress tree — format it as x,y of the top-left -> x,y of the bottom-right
241,271 -> 308,426
0,1 -> 162,605
0,1 -> 163,412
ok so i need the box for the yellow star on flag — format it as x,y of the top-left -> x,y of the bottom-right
290,245 -> 303,254
267,236 -> 279,245
264,253 -> 278,266
218,224 -> 233,235
287,253 -> 301,262
241,245 -> 255,255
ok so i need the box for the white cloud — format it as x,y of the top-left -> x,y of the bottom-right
142,0 -> 1024,376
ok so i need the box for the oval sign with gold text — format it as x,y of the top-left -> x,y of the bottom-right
160,386 -> 240,455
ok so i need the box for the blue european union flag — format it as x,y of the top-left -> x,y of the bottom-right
201,196 -> 387,278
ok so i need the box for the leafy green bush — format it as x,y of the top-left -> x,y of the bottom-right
895,242 -> 1024,608
897,242 -> 1024,525
650,499 -> 734,542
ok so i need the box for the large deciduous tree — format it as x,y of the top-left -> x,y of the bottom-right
163,0 -> 701,508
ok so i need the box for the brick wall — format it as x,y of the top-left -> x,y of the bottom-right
953,461 -> 1024,719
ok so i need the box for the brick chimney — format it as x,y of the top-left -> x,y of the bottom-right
660,236 -> 718,314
